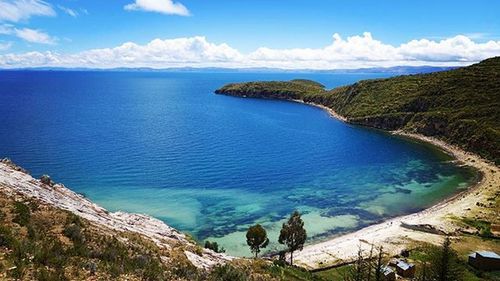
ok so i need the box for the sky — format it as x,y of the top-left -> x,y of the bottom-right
0,0 -> 500,69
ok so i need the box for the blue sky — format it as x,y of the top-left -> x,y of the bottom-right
1,0 -> 500,69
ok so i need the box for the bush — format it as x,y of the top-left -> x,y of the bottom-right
462,218 -> 493,237
204,240 -> 225,253
34,239 -> 67,269
208,264 -> 248,281
13,201 -> 30,226
64,224 -> 83,243
0,225 -> 14,247
171,257 -> 201,280
36,268 -> 68,281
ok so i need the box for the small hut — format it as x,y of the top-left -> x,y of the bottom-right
382,266 -> 396,281
468,251 -> 500,271
396,260 -> 415,278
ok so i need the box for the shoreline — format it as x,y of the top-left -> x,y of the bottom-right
288,100 -> 499,270
292,99 -> 348,122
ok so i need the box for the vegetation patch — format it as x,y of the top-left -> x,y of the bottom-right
0,194 -> 188,280
461,217 -> 494,238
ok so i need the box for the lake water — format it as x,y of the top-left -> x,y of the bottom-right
0,71 -> 476,256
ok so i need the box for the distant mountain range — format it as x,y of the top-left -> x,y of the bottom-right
1,65 -> 457,74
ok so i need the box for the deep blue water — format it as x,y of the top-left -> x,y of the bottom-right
0,71 -> 475,256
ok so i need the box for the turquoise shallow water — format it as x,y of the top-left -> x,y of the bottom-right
0,71 -> 476,256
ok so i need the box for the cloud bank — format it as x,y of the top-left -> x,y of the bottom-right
1,33 -> 500,69
124,0 -> 190,16
0,0 -> 55,22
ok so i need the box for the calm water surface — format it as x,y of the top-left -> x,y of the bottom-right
0,71 -> 475,256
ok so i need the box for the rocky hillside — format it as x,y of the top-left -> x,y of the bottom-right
0,158 -> 332,280
216,57 -> 500,164
0,158 -> 232,280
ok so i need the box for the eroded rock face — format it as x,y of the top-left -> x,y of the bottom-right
1,158 -> 29,174
0,161 -> 232,269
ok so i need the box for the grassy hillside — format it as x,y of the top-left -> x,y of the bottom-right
216,57 -> 500,164
0,194 -> 198,280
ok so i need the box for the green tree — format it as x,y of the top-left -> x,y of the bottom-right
438,237 -> 451,281
419,262 -> 428,281
374,246 -> 384,281
429,236 -> 464,281
278,211 -> 307,265
246,224 -> 269,258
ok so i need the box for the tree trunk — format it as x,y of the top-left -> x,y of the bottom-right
290,251 -> 294,266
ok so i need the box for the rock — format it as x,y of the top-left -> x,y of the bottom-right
400,249 -> 410,257
86,262 -> 97,275
1,158 -> 29,174
40,174 -> 55,187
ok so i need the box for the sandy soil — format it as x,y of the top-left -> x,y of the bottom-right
292,102 -> 500,270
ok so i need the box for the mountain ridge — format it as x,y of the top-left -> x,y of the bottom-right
0,65 -> 456,74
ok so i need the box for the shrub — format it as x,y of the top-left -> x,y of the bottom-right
171,257 -> 201,280
0,225 -> 14,247
208,264 -> 248,281
13,201 -> 30,226
205,240 -> 226,253
64,224 -> 83,243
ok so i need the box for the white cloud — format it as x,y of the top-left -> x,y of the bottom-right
0,33 -> 500,69
58,5 -> 78,17
0,41 -> 12,51
14,27 -> 55,44
0,24 -> 56,44
0,0 -> 55,22
244,33 -> 500,69
0,24 -> 14,34
398,35 -> 500,62
124,0 -> 189,16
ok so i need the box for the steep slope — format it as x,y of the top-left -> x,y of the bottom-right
0,160 -> 332,280
216,57 -> 500,163
0,159 -> 231,280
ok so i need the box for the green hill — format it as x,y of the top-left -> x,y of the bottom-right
216,57 -> 500,164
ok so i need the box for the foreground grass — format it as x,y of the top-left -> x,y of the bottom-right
0,194 -> 197,280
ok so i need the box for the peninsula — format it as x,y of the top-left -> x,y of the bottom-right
216,57 -> 500,164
